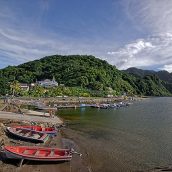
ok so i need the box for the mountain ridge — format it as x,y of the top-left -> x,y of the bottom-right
0,55 -> 171,97
124,67 -> 172,83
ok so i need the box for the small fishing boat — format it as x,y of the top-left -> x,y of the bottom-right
99,104 -> 109,109
6,127 -> 49,143
109,103 -> 118,109
14,126 -> 57,136
3,146 -> 73,166
91,104 -> 100,108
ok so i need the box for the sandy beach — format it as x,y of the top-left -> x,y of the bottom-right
0,96 -> 142,172
0,117 -> 89,172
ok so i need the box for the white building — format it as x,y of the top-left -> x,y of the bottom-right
20,83 -> 30,91
37,77 -> 58,88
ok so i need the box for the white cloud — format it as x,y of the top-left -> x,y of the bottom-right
0,2 -> 118,68
106,0 -> 172,72
0,27 -> 114,67
108,40 -> 154,57
0,1 -> 117,68
122,0 -> 172,34
0,28 -> 58,63
159,64 -> 172,73
107,33 -> 172,71
1,0 -> 172,73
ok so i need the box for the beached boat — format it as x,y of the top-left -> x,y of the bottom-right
14,126 -> 57,136
99,104 -> 109,109
3,146 -> 72,166
109,103 -> 118,109
6,127 -> 49,143
91,104 -> 100,108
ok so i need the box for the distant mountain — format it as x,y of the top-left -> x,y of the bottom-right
156,70 -> 172,83
124,67 -> 172,83
0,55 -> 171,96
123,67 -> 155,77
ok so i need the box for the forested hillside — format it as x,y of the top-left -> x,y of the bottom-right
124,67 -> 172,83
0,55 -> 171,96
124,67 -> 172,96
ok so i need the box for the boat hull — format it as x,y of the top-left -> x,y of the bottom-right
6,127 -> 49,143
15,126 -> 57,136
4,146 -> 72,161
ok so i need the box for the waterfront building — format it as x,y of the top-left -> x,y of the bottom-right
37,77 -> 58,88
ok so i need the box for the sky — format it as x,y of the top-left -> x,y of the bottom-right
1,0 -> 172,72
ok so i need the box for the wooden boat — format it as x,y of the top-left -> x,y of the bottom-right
99,104 -> 109,109
6,127 -> 49,143
4,146 -> 72,166
91,104 -> 100,108
14,126 -> 57,136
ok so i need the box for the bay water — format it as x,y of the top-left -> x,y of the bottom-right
59,97 -> 172,171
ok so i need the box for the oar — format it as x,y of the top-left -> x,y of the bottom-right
70,148 -> 82,157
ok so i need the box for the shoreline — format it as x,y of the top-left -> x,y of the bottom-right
0,96 -> 171,171
7,96 -> 143,108
0,96 -> 146,172
0,117 -> 89,172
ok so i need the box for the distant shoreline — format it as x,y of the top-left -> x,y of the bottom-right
10,96 -> 143,105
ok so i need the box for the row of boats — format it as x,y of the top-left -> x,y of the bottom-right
1,125 -> 79,166
91,101 -> 132,109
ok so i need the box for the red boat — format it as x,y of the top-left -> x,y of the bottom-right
14,126 -> 57,136
6,127 -> 49,143
4,146 -> 72,165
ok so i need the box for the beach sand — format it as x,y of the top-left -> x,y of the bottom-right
0,119 -> 89,172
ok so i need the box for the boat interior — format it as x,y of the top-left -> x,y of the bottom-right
7,147 -> 70,157
10,128 -> 44,139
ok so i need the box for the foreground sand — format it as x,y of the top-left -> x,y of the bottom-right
0,119 -> 89,172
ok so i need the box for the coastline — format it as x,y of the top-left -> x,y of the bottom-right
0,96 -> 165,172
9,96 -> 143,109
0,96 -> 146,172
0,117 -> 89,172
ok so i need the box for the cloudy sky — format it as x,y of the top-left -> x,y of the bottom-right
1,0 -> 172,72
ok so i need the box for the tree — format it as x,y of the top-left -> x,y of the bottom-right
29,85 -> 45,97
10,80 -> 21,96
0,55 -> 171,97
0,78 -> 9,95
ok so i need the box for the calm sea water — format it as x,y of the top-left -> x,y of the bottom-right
58,97 -> 172,172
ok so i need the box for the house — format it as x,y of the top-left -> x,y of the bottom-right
20,83 -> 30,91
106,94 -> 113,98
37,77 -> 58,88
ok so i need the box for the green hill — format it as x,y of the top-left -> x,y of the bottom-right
124,67 -> 172,95
124,67 -> 172,83
123,67 -> 156,77
0,55 -> 171,97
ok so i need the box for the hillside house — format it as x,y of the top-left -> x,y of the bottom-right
20,83 -> 30,91
37,78 -> 58,88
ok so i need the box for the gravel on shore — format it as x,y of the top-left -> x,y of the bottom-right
0,119 -> 88,172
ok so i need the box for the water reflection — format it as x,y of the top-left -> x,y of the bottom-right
59,98 -> 172,171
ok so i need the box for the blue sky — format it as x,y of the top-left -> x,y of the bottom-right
1,0 -> 172,71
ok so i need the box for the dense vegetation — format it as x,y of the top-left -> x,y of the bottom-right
124,67 -> 172,96
0,55 -> 171,97
124,67 -> 172,83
